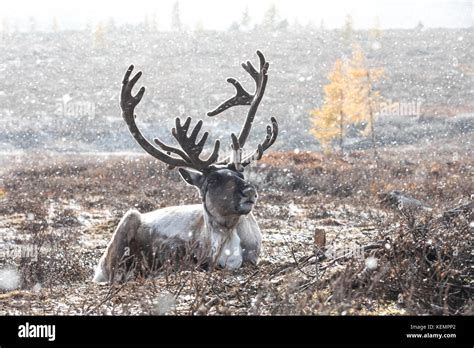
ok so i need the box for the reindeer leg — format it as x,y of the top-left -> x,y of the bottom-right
237,213 -> 262,266
93,210 -> 142,284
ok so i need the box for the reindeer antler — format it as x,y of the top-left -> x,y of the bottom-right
121,51 -> 276,173
208,51 -> 277,168
208,50 -> 269,148
169,117 -> 220,170
121,65 -> 220,172
228,117 -> 278,170
240,116 -> 278,166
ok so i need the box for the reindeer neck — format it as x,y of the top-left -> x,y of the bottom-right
202,202 -> 241,235
200,202 -> 244,270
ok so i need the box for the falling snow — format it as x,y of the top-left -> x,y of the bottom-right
0,2 -> 471,317
0,268 -> 21,290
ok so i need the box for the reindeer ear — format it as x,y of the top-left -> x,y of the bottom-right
178,168 -> 205,188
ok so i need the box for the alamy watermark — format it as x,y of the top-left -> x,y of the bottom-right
54,94 -> 96,119
0,244 -> 39,262
378,98 -> 423,117
18,322 -> 56,341
323,241 -> 391,270
325,243 -> 366,261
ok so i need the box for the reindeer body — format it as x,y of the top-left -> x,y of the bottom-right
94,204 -> 261,283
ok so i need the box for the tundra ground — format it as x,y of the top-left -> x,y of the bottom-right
0,138 -> 472,315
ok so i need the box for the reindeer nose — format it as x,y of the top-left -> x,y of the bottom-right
241,186 -> 257,200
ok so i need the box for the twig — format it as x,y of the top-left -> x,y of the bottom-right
85,282 -> 128,315
241,269 -> 260,287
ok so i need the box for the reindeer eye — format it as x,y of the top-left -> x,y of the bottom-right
208,179 -> 218,186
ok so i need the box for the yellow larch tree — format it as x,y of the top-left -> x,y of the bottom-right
310,59 -> 347,153
94,22 -> 106,49
52,17 -> 59,32
346,45 -> 384,157
369,16 -> 382,42
310,46 -> 384,156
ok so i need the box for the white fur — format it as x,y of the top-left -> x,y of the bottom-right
94,204 -> 261,283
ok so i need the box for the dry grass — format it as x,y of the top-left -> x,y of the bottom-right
0,145 -> 472,315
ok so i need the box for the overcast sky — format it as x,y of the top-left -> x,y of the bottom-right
1,0 -> 472,31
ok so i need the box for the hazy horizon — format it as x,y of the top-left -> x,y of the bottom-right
1,0 -> 472,32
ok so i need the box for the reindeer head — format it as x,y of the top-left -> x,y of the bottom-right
120,51 -> 277,219
178,167 -> 257,218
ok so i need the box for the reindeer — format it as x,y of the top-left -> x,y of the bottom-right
94,51 -> 278,283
